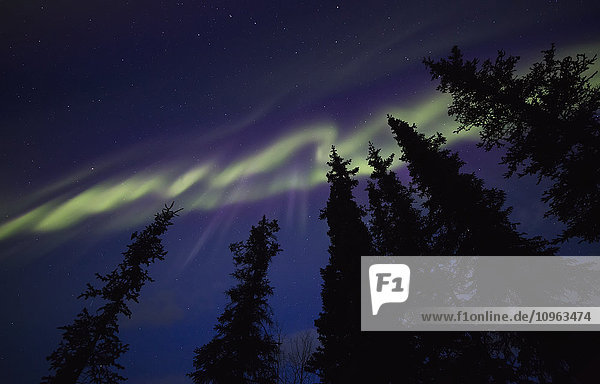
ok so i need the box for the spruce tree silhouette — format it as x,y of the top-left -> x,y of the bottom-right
388,117 -> 556,383
189,216 -> 280,384
365,143 -> 433,384
42,203 -> 180,384
388,116 -> 554,257
366,142 -> 428,256
424,45 -> 600,243
308,146 -> 373,384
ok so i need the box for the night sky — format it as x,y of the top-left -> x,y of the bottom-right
2,1 -> 600,383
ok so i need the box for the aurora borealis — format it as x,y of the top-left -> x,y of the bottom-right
0,94 -> 459,245
2,1 -> 600,382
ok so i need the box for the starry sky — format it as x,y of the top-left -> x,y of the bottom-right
1,1 -> 600,383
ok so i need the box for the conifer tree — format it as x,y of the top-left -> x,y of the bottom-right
424,46 -> 600,380
387,116 -> 554,256
366,142 -> 428,255
42,203 -> 180,384
424,45 -> 600,242
388,117 -> 557,382
189,216 -> 281,384
365,144 -> 430,383
308,146 -> 373,384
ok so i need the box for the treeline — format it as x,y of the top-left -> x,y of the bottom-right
43,44 -> 599,383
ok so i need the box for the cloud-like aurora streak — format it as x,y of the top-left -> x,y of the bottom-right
0,92 -> 457,244
2,41 -> 599,251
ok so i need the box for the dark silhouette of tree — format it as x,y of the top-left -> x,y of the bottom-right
388,117 -> 557,383
365,142 -> 434,383
388,116 -> 555,257
189,216 -> 281,384
42,203 -> 180,384
308,146 -> 373,384
366,142 -> 428,256
424,45 -> 600,243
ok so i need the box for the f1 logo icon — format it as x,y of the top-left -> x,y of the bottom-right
369,264 -> 410,315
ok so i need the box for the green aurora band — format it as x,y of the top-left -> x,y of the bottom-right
1,42 -> 599,247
